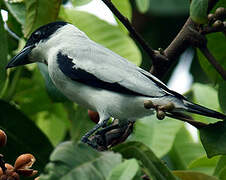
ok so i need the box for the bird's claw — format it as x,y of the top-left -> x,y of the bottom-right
144,100 -> 175,120
88,121 -> 134,151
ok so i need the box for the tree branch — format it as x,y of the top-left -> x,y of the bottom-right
199,47 -> 226,80
153,0 -> 221,79
101,0 -> 222,80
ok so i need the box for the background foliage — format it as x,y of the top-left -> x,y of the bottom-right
0,0 -> 226,179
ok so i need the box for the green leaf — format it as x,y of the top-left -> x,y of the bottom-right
188,156 -> 219,175
24,0 -> 61,37
169,126 -> 206,170
198,33 -> 226,84
107,159 -> 139,180
214,155 -> 226,176
114,141 -> 178,180
71,0 -> 92,6
0,100 -> 53,171
200,121 -> 226,158
5,1 -> 26,25
131,116 -> 183,157
64,102 -> 95,142
135,0 -> 150,13
38,63 -> 68,102
111,0 -> 132,34
36,104 -> 69,146
59,8 -> 141,66
112,0 -> 132,20
218,82 -> 226,113
190,0 -> 208,24
0,12 -> 8,94
39,141 -> 122,180
191,83 -> 221,123
173,170 -> 218,180
13,67 -> 57,116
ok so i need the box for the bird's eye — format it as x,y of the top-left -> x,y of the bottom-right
33,31 -> 41,39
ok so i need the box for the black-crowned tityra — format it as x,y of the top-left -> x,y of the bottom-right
6,22 -> 226,147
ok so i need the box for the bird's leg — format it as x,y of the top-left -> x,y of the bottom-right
81,118 -> 109,148
144,100 -> 175,120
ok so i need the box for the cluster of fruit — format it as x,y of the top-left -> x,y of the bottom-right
0,130 -> 38,180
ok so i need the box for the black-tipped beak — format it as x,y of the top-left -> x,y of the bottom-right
6,45 -> 35,69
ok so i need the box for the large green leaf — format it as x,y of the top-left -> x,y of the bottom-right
190,0 -> 208,24
107,159 -> 139,180
198,33 -> 226,84
191,83 -> 221,123
169,126 -> 206,170
0,12 -> 8,94
173,170 -> 218,180
200,121 -> 226,158
36,104 -> 69,146
114,141 -> 178,180
13,67 -> 57,116
59,8 -> 141,66
188,156 -> 219,175
24,0 -> 61,37
40,141 -> 122,180
5,1 -> 25,25
135,0 -> 150,13
0,100 -> 53,171
131,116 -> 183,157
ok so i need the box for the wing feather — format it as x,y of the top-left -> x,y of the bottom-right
57,37 -> 171,98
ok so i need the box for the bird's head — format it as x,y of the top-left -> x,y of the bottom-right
6,21 -> 67,69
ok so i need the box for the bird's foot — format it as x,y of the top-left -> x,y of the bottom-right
90,121 -> 135,150
144,100 -> 175,120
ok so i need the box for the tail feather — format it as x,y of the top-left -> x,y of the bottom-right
184,101 -> 226,120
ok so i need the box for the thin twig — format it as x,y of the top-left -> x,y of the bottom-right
166,113 -> 208,129
199,47 -> 226,80
101,0 -> 157,62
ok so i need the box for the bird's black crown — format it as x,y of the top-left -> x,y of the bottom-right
26,21 -> 68,47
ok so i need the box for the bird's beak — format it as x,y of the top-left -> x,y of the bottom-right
6,45 -> 35,69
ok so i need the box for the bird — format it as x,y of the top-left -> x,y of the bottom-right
6,21 -> 226,148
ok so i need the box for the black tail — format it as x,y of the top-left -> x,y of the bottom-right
184,101 -> 226,120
